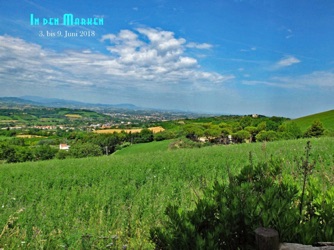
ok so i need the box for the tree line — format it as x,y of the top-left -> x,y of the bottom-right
0,115 -> 326,164
0,128 -> 155,163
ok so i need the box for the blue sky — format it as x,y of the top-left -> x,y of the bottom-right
0,0 -> 334,117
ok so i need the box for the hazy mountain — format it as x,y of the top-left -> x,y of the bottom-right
0,96 -> 212,116
20,96 -> 140,110
0,97 -> 39,105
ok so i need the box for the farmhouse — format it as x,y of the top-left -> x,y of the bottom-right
59,144 -> 70,150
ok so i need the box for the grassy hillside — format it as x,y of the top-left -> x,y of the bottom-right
293,109 -> 334,132
1,138 -> 334,249
0,107 -> 109,127
114,140 -> 172,156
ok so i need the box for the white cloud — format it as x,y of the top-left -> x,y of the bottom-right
99,28 -> 230,84
273,55 -> 301,69
242,70 -> 334,90
240,47 -> 256,52
273,71 -> 334,89
0,30 -> 233,97
186,42 -> 213,49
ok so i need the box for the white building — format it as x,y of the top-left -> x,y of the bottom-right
59,144 -> 70,150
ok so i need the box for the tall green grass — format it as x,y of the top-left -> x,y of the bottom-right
113,140 -> 172,156
0,138 -> 333,249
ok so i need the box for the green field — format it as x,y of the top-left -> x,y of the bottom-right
1,138 -> 334,249
0,107 -> 110,128
0,136 -> 10,141
114,140 -> 172,156
293,109 -> 334,132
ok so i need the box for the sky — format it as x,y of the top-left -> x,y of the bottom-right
0,0 -> 334,118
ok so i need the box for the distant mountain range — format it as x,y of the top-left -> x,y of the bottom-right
0,96 -> 141,110
0,97 -> 39,105
0,96 -> 204,116
21,96 -> 140,110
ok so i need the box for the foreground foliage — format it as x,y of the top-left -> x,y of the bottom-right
150,142 -> 334,249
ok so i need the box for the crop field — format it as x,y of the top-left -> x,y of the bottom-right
0,116 -> 16,121
0,120 -> 18,124
95,126 -> 165,134
16,135 -> 45,139
0,138 -> 334,249
64,114 -> 82,119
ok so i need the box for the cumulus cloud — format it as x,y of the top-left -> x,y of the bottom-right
273,55 -> 301,69
0,29 -> 233,97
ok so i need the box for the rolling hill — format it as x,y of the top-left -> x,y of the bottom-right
293,109 -> 334,132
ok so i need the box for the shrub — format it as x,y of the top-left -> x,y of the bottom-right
33,145 -> 58,161
279,122 -> 303,139
169,138 -> 203,149
68,143 -> 103,158
150,142 -> 334,249
255,130 -> 278,142
304,120 -> 325,138
154,130 -> 176,141
150,158 -> 298,249
233,130 -> 251,143
55,149 -> 69,160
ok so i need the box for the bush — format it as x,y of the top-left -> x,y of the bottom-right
150,143 -> 334,249
69,143 -> 103,158
115,142 -> 131,151
150,159 -> 298,249
33,145 -> 58,161
133,129 -> 154,143
55,150 -> 69,160
233,130 -> 251,143
0,143 -> 15,161
154,130 -> 176,141
279,122 -> 303,139
304,120 -> 325,138
255,130 -> 278,142
169,138 -> 204,149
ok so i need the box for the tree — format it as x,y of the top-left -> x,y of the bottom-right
256,130 -> 278,142
183,124 -> 204,141
0,143 -> 17,162
33,145 -> 57,161
266,119 -> 280,131
154,130 -> 176,141
15,147 -> 34,162
231,122 -> 242,133
245,126 -> 258,142
204,125 -> 221,140
55,150 -> 69,160
257,121 -> 266,132
304,120 -> 325,138
240,116 -> 252,129
69,143 -> 103,158
134,128 -> 154,143
11,138 -> 25,146
279,122 -> 303,139
233,130 -> 251,143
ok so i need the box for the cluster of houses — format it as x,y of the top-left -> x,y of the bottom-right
1,125 -> 75,130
